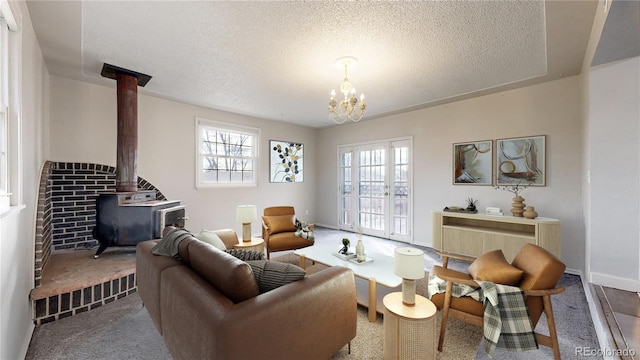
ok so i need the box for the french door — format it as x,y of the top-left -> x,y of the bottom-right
338,138 -> 412,243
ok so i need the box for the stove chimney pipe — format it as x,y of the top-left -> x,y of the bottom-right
101,64 -> 152,193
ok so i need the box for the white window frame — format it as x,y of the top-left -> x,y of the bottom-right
195,117 -> 260,188
0,2 -> 20,213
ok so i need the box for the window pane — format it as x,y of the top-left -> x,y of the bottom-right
342,152 -> 351,167
197,119 -> 259,187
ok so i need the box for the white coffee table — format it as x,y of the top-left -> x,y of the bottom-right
294,241 -> 402,322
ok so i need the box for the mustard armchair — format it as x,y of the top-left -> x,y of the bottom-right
261,206 -> 314,259
431,244 -> 566,359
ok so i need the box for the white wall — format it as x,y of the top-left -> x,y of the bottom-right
317,76 -> 586,271
588,56 -> 640,291
0,1 -> 47,358
48,76 -> 317,236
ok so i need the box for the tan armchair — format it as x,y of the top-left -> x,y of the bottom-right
431,244 -> 566,360
261,206 -> 314,259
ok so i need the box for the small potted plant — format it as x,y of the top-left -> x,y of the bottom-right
339,238 -> 351,254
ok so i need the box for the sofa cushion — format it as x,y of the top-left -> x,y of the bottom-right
467,249 -> 524,285
195,230 -> 227,251
247,260 -> 307,293
187,240 -> 260,303
262,214 -> 297,234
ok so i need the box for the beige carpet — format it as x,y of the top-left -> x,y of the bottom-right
329,307 -> 483,360
272,252 -> 484,360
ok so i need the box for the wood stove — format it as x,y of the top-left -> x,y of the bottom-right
94,190 -> 185,257
93,64 -> 185,258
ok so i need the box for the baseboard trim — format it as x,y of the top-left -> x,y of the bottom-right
590,271 -> 640,292
314,223 -> 338,230
565,267 -> 581,275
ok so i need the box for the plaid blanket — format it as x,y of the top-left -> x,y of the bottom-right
151,228 -> 192,259
428,274 -> 538,357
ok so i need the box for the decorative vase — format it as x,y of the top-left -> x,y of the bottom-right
356,239 -> 366,262
523,206 -> 538,219
511,196 -> 526,217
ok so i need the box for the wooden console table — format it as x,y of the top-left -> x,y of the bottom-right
432,210 -> 560,262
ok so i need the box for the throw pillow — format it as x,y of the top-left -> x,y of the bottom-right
262,214 -> 297,234
467,249 -> 524,285
225,249 -> 265,261
247,260 -> 307,293
194,230 -> 227,251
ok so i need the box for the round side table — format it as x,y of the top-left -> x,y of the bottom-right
383,292 -> 437,360
233,237 -> 265,254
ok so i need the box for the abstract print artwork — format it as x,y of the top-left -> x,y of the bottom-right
270,140 -> 303,182
496,135 -> 545,186
453,140 -> 493,185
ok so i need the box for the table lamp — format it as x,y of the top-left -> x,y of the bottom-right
236,205 -> 257,242
394,247 -> 425,306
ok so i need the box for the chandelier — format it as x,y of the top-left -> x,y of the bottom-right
329,56 -> 366,124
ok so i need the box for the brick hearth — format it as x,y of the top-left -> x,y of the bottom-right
30,161 -> 167,324
30,247 -> 137,325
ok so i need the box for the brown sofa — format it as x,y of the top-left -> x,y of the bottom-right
136,227 -> 357,360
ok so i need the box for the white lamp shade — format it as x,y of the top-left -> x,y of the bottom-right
236,205 -> 257,223
394,247 -> 425,280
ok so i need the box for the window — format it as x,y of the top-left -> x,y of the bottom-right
0,1 -> 20,213
0,13 -> 10,210
195,117 -> 260,188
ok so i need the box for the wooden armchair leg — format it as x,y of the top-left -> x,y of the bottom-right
535,295 -> 562,360
438,281 -> 453,352
543,295 -> 561,360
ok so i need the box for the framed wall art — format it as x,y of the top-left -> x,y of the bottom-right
270,140 -> 303,183
453,140 -> 493,185
496,135 -> 546,186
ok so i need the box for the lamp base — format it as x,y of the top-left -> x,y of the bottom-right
401,278 -> 416,306
242,223 -> 251,242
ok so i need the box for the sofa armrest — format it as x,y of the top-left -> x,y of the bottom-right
136,240 -> 182,334
212,228 -> 240,249
220,266 -> 357,360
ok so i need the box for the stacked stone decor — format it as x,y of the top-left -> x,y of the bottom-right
31,161 -> 166,324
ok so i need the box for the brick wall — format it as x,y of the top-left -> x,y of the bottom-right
33,161 -> 165,287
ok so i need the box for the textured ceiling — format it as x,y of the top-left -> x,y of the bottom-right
26,1 -> 598,128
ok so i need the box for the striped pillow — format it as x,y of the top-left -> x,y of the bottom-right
225,249 -> 265,261
247,260 -> 307,293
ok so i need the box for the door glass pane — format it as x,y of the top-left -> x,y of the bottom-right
358,148 -> 385,232
339,150 -> 354,227
393,145 -> 409,235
